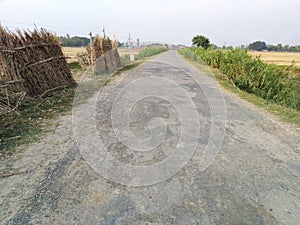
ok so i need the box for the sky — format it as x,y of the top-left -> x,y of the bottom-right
0,0 -> 299,46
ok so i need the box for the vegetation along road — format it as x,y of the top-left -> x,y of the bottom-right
1,51 -> 299,224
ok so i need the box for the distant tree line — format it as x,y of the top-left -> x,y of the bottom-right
248,41 -> 300,52
192,35 -> 300,52
59,34 -> 90,47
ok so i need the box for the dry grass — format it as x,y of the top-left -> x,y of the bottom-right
62,47 -> 87,62
118,48 -> 142,56
249,51 -> 300,67
62,47 -> 142,61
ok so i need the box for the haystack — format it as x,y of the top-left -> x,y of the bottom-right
83,32 -> 121,74
0,25 -> 76,114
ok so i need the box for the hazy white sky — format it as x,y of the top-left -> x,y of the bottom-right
0,0 -> 299,46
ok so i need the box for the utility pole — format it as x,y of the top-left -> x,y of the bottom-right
128,34 -> 134,61
103,26 -> 106,38
89,31 -> 94,75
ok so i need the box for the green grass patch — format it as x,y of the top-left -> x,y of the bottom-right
68,61 -> 83,71
178,48 -> 300,126
120,47 -> 167,66
120,54 -> 130,66
135,47 -> 168,60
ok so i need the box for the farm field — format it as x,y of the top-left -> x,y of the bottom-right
62,47 -> 87,62
249,51 -> 300,67
118,48 -> 142,56
62,47 -> 142,62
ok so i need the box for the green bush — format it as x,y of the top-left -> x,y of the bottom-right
179,48 -> 296,108
68,61 -> 82,71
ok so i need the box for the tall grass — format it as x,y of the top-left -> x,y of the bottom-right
179,48 -> 297,108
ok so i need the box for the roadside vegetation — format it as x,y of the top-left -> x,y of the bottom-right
135,47 -> 168,60
120,47 -> 168,65
179,47 -> 300,126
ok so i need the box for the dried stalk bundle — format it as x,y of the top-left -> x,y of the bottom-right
111,36 -> 118,49
0,82 -> 26,116
100,37 -> 113,54
85,35 -> 113,64
77,51 -> 90,66
0,25 -> 76,97
0,25 -> 76,114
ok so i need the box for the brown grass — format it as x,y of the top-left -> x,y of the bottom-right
62,47 -> 87,62
118,48 -> 142,56
249,51 -> 300,67
62,47 -> 142,61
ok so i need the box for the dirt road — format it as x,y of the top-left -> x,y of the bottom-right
1,51 -> 299,224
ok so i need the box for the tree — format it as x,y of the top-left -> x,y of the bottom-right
59,35 -> 90,47
192,35 -> 211,49
267,44 -> 278,52
248,41 -> 267,51
118,42 -> 125,48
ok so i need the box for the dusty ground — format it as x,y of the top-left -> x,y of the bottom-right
0,51 -> 299,224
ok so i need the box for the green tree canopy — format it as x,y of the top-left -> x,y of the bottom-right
59,36 -> 90,47
248,41 -> 267,51
192,35 -> 211,49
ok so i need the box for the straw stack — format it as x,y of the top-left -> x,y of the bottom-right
0,25 -> 76,115
0,25 -> 76,98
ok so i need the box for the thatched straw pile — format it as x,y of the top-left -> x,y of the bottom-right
86,35 -> 113,62
80,32 -> 121,74
0,25 -> 76,98
76,30 -> 119,68
0,83 -> 26,116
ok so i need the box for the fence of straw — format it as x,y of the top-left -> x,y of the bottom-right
0,25 -> 76,115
